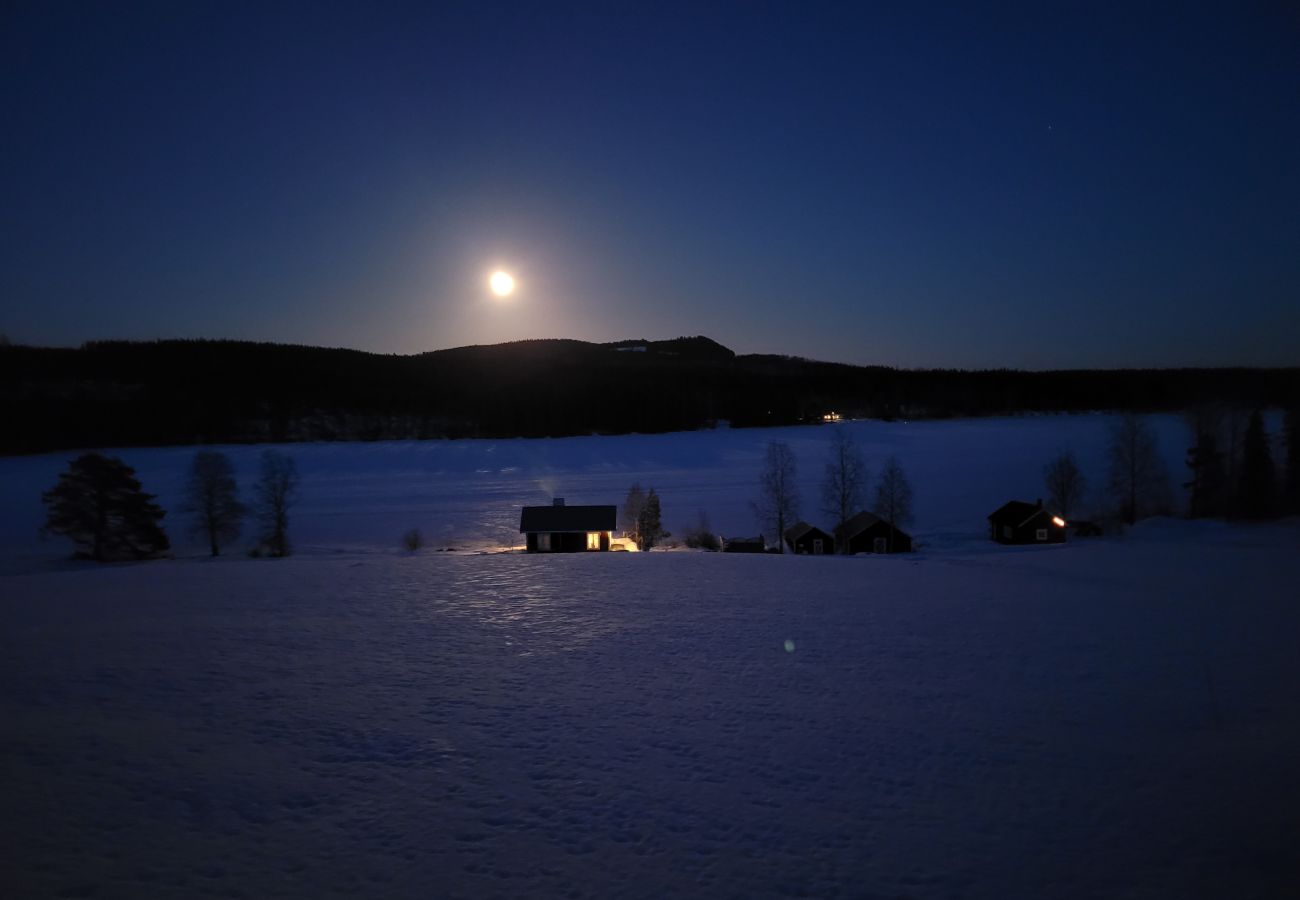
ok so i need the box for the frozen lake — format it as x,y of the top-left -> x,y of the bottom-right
0,414 -> 1203,568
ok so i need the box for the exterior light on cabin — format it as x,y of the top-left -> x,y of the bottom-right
1051,516 -> 1066,527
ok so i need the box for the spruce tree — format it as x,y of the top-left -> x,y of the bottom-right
638,488 -> 665,550
42,453 -> 170,560
1237,410 -> 1276,519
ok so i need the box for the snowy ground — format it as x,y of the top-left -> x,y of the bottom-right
3,525 -> 1300,899
3,418 -> 1299,898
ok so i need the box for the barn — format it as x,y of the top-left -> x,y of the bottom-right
836,511 -> 913,554
519,499 -> 617,552
783,521 -> 834,555
988,499 -> 1067,545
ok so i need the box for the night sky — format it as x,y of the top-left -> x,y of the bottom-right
2,2 -> 1297,369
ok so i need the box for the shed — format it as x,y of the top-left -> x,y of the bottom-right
783,521 -> 834,555
836,511 -> 913,554
519,499 -> 617,552
988,499 -> 1066,545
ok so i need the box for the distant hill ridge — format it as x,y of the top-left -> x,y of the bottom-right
1,336 -> 1296,454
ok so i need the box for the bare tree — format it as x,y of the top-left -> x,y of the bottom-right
872,456 -> 913,551
1106,414 -> 1172,525
621,482 -> 646,546
754,441 -> 800,552
1043,450 -> 1086,518
821,428 -> 867,553
254,450 -> 299,557
183,451 -> 246,556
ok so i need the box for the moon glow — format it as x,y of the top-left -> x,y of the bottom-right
489,271 -> 516,297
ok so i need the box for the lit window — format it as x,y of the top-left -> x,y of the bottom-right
587,532 -> 601,550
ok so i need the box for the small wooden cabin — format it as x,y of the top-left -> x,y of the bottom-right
519,499 -> 617,552
988,499 -> 1067,545
784,522 -> 834,555
837,511 -> 913,554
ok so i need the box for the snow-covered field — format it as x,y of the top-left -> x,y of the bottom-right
3,417 -> 1299,898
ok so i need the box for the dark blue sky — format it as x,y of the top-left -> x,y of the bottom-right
2,2 -> 1297,368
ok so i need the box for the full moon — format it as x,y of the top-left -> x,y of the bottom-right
489,271 -> 515,297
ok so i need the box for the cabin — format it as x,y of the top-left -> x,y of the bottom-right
519,499 -> 617,552
988,499 -> 1067,545
784,522 -> 834,555
722,536 -> 766,553
836,511 -> 913,554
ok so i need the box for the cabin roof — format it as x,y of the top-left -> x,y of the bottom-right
988,500 -> 1052,527
783,521 -> 830,542
519,505 -> 617,533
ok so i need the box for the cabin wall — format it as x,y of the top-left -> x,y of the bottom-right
989,517 -> 1066,544
523,531 -> 609,552
847,524 -> 912,553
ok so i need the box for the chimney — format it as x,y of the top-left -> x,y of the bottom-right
553,498 -> 565,507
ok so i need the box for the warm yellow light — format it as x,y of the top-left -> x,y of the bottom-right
489,271 -> 515,297
1052,516 -> 1066,527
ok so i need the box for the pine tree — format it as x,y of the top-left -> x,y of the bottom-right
1237,410 -> 1276,519
183,451 -> 246,556
41,453 -> 170,560
1184,431 -> 1226,519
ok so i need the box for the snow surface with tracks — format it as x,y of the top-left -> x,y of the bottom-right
2,416 -> 1299,898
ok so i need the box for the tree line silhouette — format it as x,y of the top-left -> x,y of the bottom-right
4,336 -> 1298,454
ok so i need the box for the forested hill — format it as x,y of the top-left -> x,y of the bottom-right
2,336 -> 1297,454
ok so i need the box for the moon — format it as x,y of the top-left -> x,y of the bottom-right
489,271 -> 515,297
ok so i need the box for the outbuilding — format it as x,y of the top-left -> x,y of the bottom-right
836,511 -> 913,554
783,521 -> 834,555
519,499 -> 617,552
988,499 -> 1067,545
